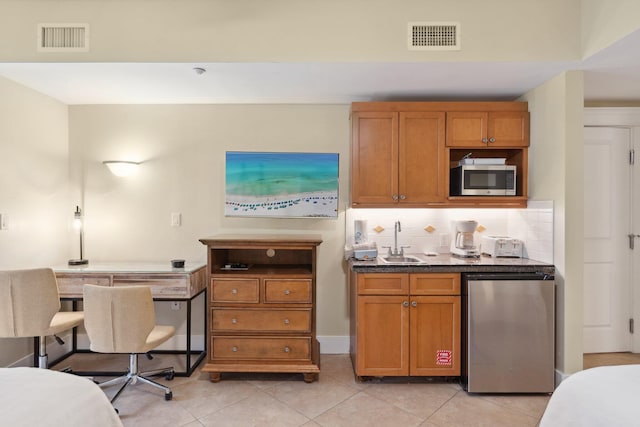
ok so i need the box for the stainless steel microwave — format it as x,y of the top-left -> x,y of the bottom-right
450,165 -> 517,196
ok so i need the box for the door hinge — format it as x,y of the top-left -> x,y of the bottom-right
630,318 -> 634,334
630,149 -> 635,165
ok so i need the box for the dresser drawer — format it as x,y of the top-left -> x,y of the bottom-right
264,279 -> 312,303
212,308 -> 311,333
211,336 -> 311,360
55,274 -> 111,298
211,278 -> 259,303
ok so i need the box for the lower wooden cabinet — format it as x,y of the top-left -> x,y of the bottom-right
350,272 -> 460,378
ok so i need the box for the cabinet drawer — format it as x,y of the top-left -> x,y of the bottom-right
211,278 -> 259,303
264,279 -> 311,303
113,276 -> 189,299
357,273 -> 409,295
212,308 -> 311,332
55,275 -> 110,298
211,337 -> 311,360
410,273 -> 460,295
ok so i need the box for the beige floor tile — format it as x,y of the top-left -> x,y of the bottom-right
113,387 -> 197,427
363,381 -> 460,419
477,393 -> 550,420
313,391 -> 423,427
427,392 -> 539,427
197,391 -> 311,427
265,373 -> 360,419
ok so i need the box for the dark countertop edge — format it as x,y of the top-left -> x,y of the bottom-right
350,264 -> 555,274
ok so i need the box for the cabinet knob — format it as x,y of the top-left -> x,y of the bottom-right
232,346 -> 238,352
231,288 -> 238,294
489,137 -> 496,143
403,301 -> 409,307
392,194 -> 399,201
284,289 -> 290,295
482,138 -> 488,143
231,318 -> 237,324
284,319 -> 290,325
399,194 -> 406,200
411,301 -> 417,307
284,346 -> 290,353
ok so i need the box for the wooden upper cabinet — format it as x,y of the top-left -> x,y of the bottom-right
351,112 -> 398,206
351,111 -> 446,207
446,111 -> 530,147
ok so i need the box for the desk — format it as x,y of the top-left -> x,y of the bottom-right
50,262 -> 207,377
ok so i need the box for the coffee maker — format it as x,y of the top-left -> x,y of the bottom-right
450,220 -> 480,257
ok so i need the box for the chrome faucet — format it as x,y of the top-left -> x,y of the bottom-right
385,220 -> 410,257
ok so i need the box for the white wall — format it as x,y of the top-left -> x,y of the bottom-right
521,71 -> 585,378
0,76 -> 70,366
0,0 -> 581,63
69,104 -> 352,345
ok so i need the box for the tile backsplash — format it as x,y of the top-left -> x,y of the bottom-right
345,200 -> 553,263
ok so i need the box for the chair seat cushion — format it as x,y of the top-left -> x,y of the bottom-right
45,311 -> 84,336
140,325 -> 175,354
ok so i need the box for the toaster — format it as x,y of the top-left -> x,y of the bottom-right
481,236 -> 524,258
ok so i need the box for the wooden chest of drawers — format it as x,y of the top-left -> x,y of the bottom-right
200,234 -> 322,383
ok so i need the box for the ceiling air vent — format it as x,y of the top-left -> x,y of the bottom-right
408,22 -> 460,51
37,23 -> 89,52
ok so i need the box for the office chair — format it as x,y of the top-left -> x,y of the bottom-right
82,284 -> 175,404
0,268 -> 84,369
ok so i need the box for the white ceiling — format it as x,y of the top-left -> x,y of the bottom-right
0,30 -> 639,105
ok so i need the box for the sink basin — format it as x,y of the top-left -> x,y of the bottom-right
379,255 -> 427,265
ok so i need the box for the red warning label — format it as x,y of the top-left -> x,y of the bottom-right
436,350 -> 452,365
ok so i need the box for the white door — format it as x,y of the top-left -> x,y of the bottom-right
583,126 -> 633,353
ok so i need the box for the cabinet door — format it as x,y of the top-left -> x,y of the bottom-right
487,111 -> 529,147
446,111 -> 529,147
410,295 -> 460,376
446,112 -> 487,147
356,296 -> 409,376
351,112 -> 399,206
399,112 -> 447,204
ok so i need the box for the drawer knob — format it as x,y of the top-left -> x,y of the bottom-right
231,318 -> 237,324
232,346 -> 238,352
411,301 -> 417,307
231,288 -> 238,294
284,319 -> 290,325
403,301 -> 409,307
284,346 -> 290,353
284,289 -> 290,295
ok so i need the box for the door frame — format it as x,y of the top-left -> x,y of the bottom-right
584,108 -> 640,352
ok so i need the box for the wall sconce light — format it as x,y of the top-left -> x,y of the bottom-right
103,160 -> 141,177
68,206 -> 88,265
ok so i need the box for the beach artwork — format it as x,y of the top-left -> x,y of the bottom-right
225,151 -> 339,218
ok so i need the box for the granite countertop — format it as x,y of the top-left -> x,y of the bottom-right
349,253 -> 554,274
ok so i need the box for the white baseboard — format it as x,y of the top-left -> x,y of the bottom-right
555,369 -> 570,387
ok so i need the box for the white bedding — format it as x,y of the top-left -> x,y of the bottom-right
540,365 -> 640,426
0,367 -> 123,427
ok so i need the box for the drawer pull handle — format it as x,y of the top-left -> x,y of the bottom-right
284,346 -> 290,353
231,318 -> 237,324
231,288 -> 238,294
284,319 -> 290,325
284,289 -> 290,295
232,346 -> 238,352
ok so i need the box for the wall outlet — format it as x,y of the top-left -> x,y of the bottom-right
171,212 -> 181,227
171,301 -> 180,310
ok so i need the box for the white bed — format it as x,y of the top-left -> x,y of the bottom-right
0,367 -> 123,427
540,365 -> 640,426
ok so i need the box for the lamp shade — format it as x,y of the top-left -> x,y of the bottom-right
103,160 -> 140,177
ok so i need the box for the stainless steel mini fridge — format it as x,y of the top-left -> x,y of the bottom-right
462,273 -> 555,393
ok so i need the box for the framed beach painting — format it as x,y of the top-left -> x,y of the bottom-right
225,151 -> 339,218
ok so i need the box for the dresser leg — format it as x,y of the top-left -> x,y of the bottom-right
209,372 -> 221,382
303,373 -> 317,383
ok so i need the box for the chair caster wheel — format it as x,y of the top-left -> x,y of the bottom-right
165,391 -> 173,401
114,407 -> 119,414
165,371 -> 175,381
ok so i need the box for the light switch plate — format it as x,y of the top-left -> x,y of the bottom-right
171,212 -> 181,227
0,213 -> 7,230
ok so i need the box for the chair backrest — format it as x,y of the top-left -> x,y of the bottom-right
83,285 -> 156,353
0,268 -> 61,338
